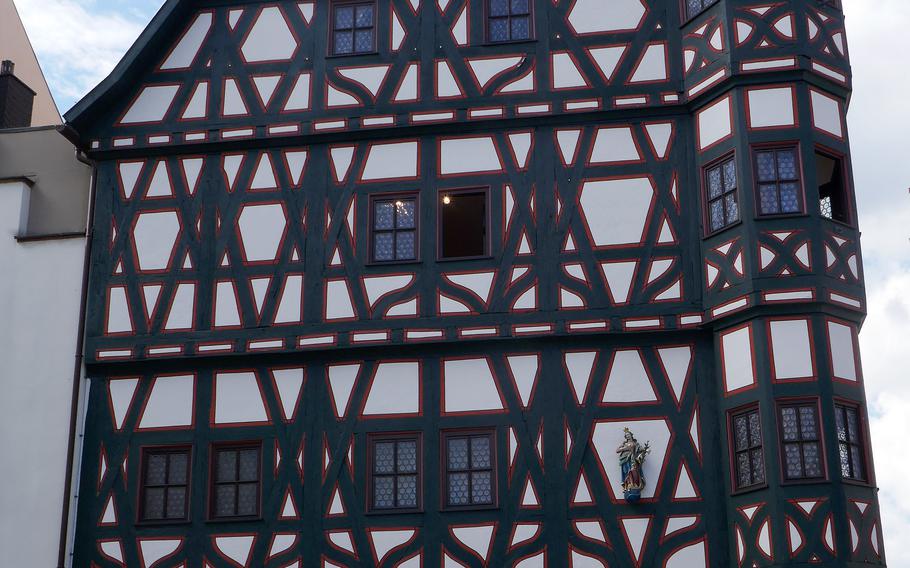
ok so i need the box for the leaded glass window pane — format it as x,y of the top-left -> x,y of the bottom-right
370,436 -> 422,511
372,197 -> 418,262
732,408 -> 765,491
445,432 -> 496,508
706,157 -> 739,232
779,404 -> 825,481
141,448 -> 190,522
835,404 -> 867,481
333,2 -> 376,55
755,147 -> 804,216
212,446 -> 261,519
488,0 -> 532,42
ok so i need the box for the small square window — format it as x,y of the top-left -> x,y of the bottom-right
755,147 -> 803,216
685,0 -> 720,21
439,190 -> 489,260
487,0 -> 533,43
815,151 -> 851,224
369,434 -> 422,512
210,443 -> 261,520
778,403 -> 825,481
443,430 -> 496,509
730,407 -> 766,491
140,447 -> 191,522
835,403 -> 867,482
371,196 -> 418,263
332,1 -> 376,56
705,157 -> 740,233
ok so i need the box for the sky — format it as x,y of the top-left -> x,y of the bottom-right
13,0 -> 910,562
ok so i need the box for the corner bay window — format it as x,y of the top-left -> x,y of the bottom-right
332,1 -> 376,55
706,157 -> 740,233
731,407 -> 766,491
211,444 -> 261,519
779,403 -> 824,481
835,403 -> 867,482
444,430 -> 496,509
372,196 -> 417,262
440,190 -> 489,259
369,435 -> 421,511
140,447 -> 190,522
488,0 -> 532,42
756,147 -> 803,215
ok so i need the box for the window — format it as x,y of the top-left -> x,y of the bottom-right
835,403 -> 867,482
369,434 -> 421,512
705,157 -> 740,233
488,0 -> 532,42
210,444 -> 261,519
332,1 -> 376,56
439,190 -> 489,259
140,447 -> 190,522
756,147 -> 803,215
779,403 -> 825,481
443,430 -> 496,509
371,196 -> 417,263
685,0 -> 719,20
731,407 -> 766,491
815,150 -> 850,223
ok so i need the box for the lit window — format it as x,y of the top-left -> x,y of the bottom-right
444,431 -> 496,509
488,0 -> 532,43
779,403 -> 825,481
705,157 -> 740,233
731,407 -> 766,491
211,444 -> 261,519
439,190 -> 489,259
756,147 -> 803,215
369,435 -> 421,511
371,196 -> 418,263
835,403 -> 867,482
332,1 -> 376,55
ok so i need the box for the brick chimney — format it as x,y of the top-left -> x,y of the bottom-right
0,60 -> 36,129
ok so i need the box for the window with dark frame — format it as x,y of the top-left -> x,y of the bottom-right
731,407 -> 766,491
210,444 -> 261,520
835,403 -> 867,482
369,435 -> 421,512
706,157 -> 740,233
756,147 -> 803,216
371,196 -> 418,263
444,430 -> 496,509
439,191 -> 489,260
685,0 -> 720,20
488,0 -> 532,43
140,447 -> 190,522
779,403 -> 825,481
815,150 -> 850,224
332,1 -> 376,56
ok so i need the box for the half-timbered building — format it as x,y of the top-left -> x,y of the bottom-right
62,0 -> 886,566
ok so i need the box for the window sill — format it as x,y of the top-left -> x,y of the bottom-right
756,212 -> 809,221
702,219 -> 743,240
327,51 -> 379,60
780,477 -> 829,487
731,483 -> 769,497
205,516 -> 263,524
365,508 -> 424,516
366,259 -> 422,268
136,519 -> 192,527
437,254 -> 494,263
482,38 -> 537,48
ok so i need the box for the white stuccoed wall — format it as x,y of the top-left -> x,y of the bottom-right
0,180 -> 85,566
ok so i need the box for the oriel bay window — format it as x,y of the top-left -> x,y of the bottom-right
779,402 -> 825,481
371,195 -> 418,263
755,147 -> 803,216
835,403 -> 868,482
730,407 -> 766,491
369,434 -> 421,512
443,430 -> 496,509
705,157 -> 740,233
140,446 -> 191,522
210,443 -> 261,519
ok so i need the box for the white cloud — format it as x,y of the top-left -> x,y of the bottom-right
14,0 -> 161,111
